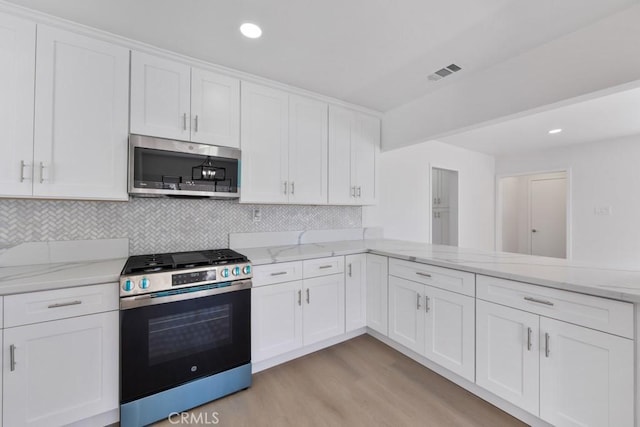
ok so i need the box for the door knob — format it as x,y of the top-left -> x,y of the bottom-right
531,229 -> 537,233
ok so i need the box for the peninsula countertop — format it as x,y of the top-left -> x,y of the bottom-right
236,239 -> 640,303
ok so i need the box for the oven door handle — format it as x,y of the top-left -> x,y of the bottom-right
120,279 -> 252,310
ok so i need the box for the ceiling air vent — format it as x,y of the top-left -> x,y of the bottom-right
428,63 -> 462,82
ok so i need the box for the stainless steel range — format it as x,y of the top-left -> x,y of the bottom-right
119,249 -> 252,427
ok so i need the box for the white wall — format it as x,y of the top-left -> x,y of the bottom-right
382,4 -> 640,150
363,140 -> 495,250
496,135 -> 640,268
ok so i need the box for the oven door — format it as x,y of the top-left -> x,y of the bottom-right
120,281 -> 251,404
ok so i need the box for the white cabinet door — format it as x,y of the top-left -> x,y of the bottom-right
345,254 -> 367,331
476,300 -> 539,415
302,275 -> 345,346
0,13 -> 35,197
288,95 -> 328,204
240,82 -> 289,203
130,51 -> 191,141
33,26 -> 129,200
190,68 -> 240,147
388,276 -> 425,354
251,281 -> 303,362
366,254 -> 388,335
423,286 -> 474,381
328,105 -> 356,205
353,114 -> 379,205
3,311 -> 118,427
539,317 -> 634,427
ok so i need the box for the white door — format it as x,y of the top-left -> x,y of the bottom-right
190,68 -> 240,147
3,311 -> 118,427
345,254 -> 367,331
423,286 -> 474,381
328,105 -> 355,205
530,177 -> 567,258
33,26 -> 129,200
251,281 -> 303,362
130,51 -> 191,140
0,13 -> 35,197
388,276 -> 425,354
288,95 -> 328,204
476,300 -> 540,415
352,114 -> 379,205
240,82 -> 289,203
302,275 -> 345,346
539,317 -> 634,427
366,254 -> 388,336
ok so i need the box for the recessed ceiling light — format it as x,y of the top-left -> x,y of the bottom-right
240,23 -> 262,39
548,128 -> 563,134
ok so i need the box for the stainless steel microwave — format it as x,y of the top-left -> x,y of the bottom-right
128,134 -> 241,198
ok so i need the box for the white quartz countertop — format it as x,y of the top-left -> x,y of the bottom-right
237,239 -> 640,303
0,258 -> 127,295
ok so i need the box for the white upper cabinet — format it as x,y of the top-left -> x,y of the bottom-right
241,82 -> 329,204
240,82 -> 289,203
288,95 -> 328,204
130,51 -> 191,141
33,26 -> 129,200
328,105 -> 379,205
190,68 -> 240,147
131,51 -> 240,147
0,14 -> 35,197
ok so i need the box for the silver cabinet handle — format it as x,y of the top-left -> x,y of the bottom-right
47,300 -> 82,309
9,344 -> 16,372
416,272 -> 432,278
39,162 -> 46,183
19,160 -> 30,182
319,265 -> 332,269
290,182 -> 295,195
351,186 -> 356,197
416,294 -> 421,310
194,114 -> 199,132
348,263 -> 352,277
182,113 -> 187,130
306,288 -> 310,304
527,327 -> 532,351
270,271 -> 287,276
544,332 -> 550,357
283,181 -> 288,195
298,290 -> 301,306
357,186 -> 362,197
524,296 -> 554,306
433,197 -> 436,205
425,295 -> 430,313
437,197 -> 441,204
531,229 -> 538,233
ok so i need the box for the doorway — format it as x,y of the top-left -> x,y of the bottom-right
498,171 -> 568,258
432,167 -> 459,245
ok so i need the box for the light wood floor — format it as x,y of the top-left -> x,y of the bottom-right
154,335 -> 526,426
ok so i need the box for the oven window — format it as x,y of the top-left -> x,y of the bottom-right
148,305 -> 232,366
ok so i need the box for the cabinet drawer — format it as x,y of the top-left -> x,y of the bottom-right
477,275 -> 633,338
4,283 -> 118,328
303,256 -> 344,279
253,261 -> 303,287
389,258 -> 475,297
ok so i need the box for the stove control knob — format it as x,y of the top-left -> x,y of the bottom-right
123,279 -> 134,292
232,266 -> 240,276
243,265 -> 251,275
221,268 -> 230,278
140,277 -> 150,290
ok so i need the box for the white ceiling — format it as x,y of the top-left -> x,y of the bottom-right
439,84 -> 640,156
4,0 -> 638,111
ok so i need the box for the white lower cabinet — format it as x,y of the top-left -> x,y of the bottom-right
476,299 -> 634,426
388,275 -> 475,381
251,258 -> 345,363
345,254 -> 367,332
365,254 -> 388,335
3,311 -> 118,427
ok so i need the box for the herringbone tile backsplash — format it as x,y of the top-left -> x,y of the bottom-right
0,199 -> 361,255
